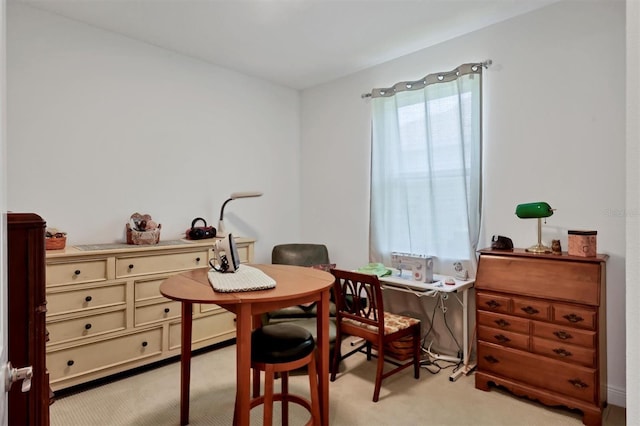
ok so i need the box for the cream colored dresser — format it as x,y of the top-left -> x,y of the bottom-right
45,238 -> 254,391
475,248 -> 607,426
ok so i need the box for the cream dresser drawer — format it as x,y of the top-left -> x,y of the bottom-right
135,300 -> 182,326
47,282 -> 126,316
115,250 -> 209,278
135,277 -> 167,303
48,327 -> 163,385
47,310 -> 126,344
169,311 -> 236,350
47,259 -> 108,287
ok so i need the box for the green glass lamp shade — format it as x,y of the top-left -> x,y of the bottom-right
515,202 -> 554,219
515,202 -> 555,253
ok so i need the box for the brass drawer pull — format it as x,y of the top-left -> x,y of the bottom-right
483,355 -> 499,364
495,319 -> 510,328
494,334 -> 511,343
521,306 -> 539,315
486,300 -> 501,309
553,330 -> 573,340
563,313 -> 584,323
568,378 -> 589,389
552,348 -> 572,357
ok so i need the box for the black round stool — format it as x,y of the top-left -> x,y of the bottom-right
246,323 -> 321,426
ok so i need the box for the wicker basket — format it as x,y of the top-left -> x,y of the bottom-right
126,223 -> 161,245
45,236 -> 67,250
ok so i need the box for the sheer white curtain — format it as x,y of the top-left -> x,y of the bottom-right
369,63 -> 483,270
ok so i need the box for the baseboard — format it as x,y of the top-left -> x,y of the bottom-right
608,384 -> 626,407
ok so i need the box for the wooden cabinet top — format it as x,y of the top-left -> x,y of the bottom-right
477,248 -> 608,263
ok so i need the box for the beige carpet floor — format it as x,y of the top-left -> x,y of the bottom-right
50,339 -> 625,426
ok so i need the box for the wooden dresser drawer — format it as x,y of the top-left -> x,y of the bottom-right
47,282 -> 126,316
552,303 -> 597,330
478,325 -> 529,351
475,255 -> 601,305
115,250 -> 209,278
531,337 -> 596,368
477,292 -> 511,314
135,300 -> 182,326
47,260 -> 108,287
478,311 -> 529,334
48,328 -> 163,385
512,296 -> 550,321
532,321 -> 596,349
478,341 -> 597,404
47,310 -> 126,344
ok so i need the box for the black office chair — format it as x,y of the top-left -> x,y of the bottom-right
262,243 -> 338,364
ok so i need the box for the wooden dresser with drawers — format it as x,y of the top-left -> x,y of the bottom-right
475,248 -> 607,426
45,238 -> 254,391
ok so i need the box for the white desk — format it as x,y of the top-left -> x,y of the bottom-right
379,272 -> 476,381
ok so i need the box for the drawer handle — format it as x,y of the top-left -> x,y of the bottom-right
521,306 -> 539,315
84,323 -> 92,330
67,360 -> 74,367
85,296 -> 92,302
129,264 -> 134,270
142,341 -> 148,347
74,270 -> 81,276
553,348 -> 573,358
563,313 -> 584,323
494,334 -> 511,343
494,319 -> 510,328
553,330 -> 573,340
568,378 -> 589,389
486,300 -> 501,309
164,308 -> 170,314
195,257 -> 201,262
483,355 -> 499,364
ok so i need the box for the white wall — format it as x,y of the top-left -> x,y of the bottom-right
301,0 -> 627,406
626,0 -> 639,418
6,2 -> 302,263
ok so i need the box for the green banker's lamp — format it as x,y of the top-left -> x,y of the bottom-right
515,202 -> 555,253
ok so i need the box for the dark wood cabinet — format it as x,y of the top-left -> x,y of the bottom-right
475,248 -> 607,426
8,213 -> 50,425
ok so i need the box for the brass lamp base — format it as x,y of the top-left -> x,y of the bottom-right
525,218 -> 551,254
526,243 -> 552,254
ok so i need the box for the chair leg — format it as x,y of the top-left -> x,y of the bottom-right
413,327 -> 421,379
281,371 -> 289,426
373,344 -> 385,402
263,364 -> 275,426
253,367 -> 261,398
330,329 -> 342,381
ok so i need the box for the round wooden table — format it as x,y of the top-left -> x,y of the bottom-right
160,264 -> 334,425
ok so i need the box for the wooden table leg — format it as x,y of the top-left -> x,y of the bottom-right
234,303 -> 252,426
180,302 -> 193,426
317,289 -> 330,425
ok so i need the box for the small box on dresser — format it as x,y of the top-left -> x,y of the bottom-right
474,248 -> 607,426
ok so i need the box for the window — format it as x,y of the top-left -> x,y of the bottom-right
370,64 -> 482,266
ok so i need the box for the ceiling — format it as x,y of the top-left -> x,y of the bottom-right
18,0 -> 558,90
